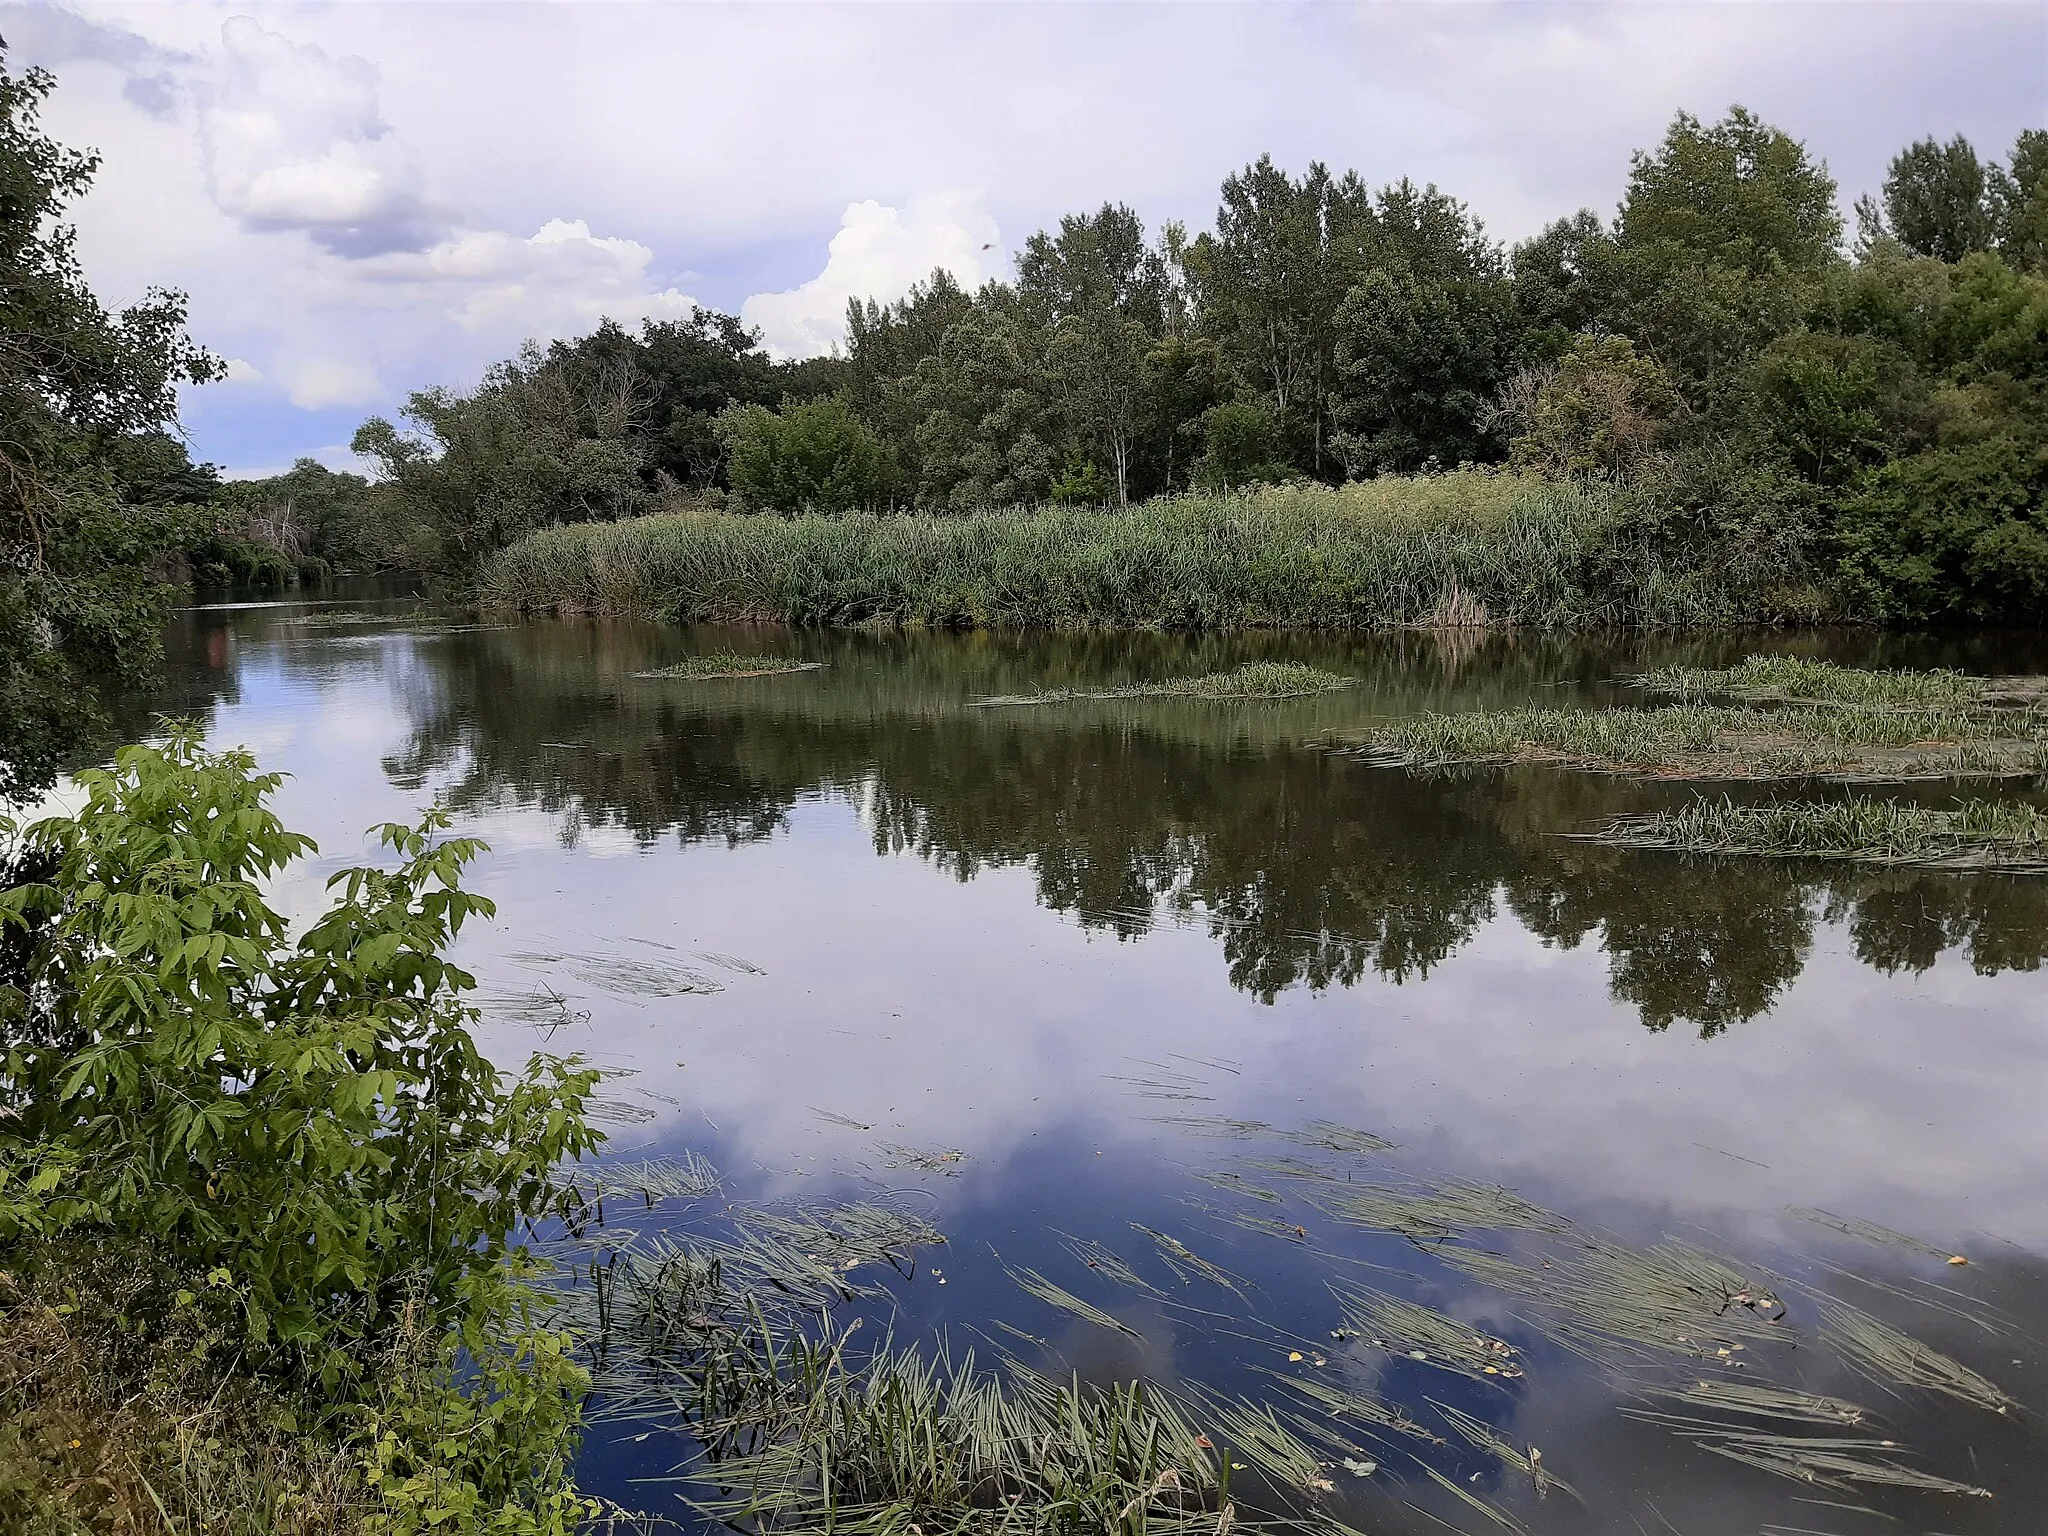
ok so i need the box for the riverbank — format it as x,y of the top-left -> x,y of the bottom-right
477,476 -> 1814,633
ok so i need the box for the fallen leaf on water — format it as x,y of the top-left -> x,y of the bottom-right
1196,1436 -> 1215,1450
1287,1351 -> 1304,1362
1949,1254 -> 1969,1266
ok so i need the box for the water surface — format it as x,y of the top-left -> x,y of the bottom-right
158,602 -> 2048,1533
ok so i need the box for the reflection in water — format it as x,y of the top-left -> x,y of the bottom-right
149,605 -> 2048,1532
354,619 -> 2048,1034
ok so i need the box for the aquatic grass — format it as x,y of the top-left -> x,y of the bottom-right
1640,655 -> 2048,710
1008,1266 -> 1144,1339
971,662 -> 1354,707
1431,1401 -> 1576,1503
1268,1371 -> 1442,1444
1819,1301 -> 2019,1415
1133,1225 -> 1248,1295
511,946 -> 725,996
586,1152 -> 723,1207
1439,1238 -> 1789,1367
1191,1170 -> 1287,1205
1583,795 -> 2048,873
478,475 -> 1657,632
1278,1122 -> 1398,1157
1152,1115 -> 1274,1140
1676,1426 -> 1991,1499
874,1141 -> 968,1173
632,652 -> 824,680
1058,1235 -> 1170,1299
1356,703 -> 2048,782
1332,1286 -> 1525,1384
1309,1180 -> 1569,1244
1635,1380 -> 1869,1427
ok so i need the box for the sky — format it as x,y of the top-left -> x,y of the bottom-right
4,0 -> 2043,478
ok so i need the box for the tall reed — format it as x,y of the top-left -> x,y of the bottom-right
478,476 -> 1703,632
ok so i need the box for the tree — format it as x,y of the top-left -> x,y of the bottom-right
352,341 -> 650,571
1181,156 -> 1377,477
1991,128 -> 2048,275
1493,334 -> 1679,481
719,396 -> 900,512
1611,108 -> 1844,394
1870,135 -> 1995,263
0,48 -> 220,800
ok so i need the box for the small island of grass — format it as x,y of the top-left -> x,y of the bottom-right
633,652 -> 825,680
1583,795 -> 2048,874
973,660 -> 1354,707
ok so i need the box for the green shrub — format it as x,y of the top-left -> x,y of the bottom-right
719,395 -> 900,512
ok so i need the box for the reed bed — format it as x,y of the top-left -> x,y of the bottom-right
1355,703 -> 2048,782
971,661 -> 1352,707
478,477 -> 1645,632
1640,655 -> 2048,710
1583,795 -> 2048,873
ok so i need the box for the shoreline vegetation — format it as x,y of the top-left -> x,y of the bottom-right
477,476 -> 1752,633
971,660 -> 1354,706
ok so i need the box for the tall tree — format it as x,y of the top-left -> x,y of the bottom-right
1873,135 -> 1995,262
1992,128 -> 2048,275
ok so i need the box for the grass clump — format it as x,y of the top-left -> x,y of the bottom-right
972,661 -> 1353,707
1355,702 -> 2048,781
1583,795 -> 2048,873
479,477 -> 1643,632
1641,654 -> 2048,709
633,652 -> 823,680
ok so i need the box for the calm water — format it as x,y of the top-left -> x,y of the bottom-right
157,600 -> 2048,1534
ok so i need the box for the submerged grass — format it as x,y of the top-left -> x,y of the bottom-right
1583,795 -> 2048,873
1309,1181 -> 1568,1244
632,652 -> 824,680
972,662 -> 1353,707
1820,1301 -> 2020,1415
1641,655 -> 2048,710
478,476 -> 1677,632
1355,703 -> 2048,782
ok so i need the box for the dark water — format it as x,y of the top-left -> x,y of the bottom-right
156,600 -> 2048,1534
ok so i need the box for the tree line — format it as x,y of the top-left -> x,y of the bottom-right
247,110 -> 2047,624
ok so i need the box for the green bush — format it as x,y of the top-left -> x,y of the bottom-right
718,395 -> 900,512
0,733 -> 607,1532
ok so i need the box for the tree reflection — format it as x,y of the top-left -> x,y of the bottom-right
379,622 -> 2048,1035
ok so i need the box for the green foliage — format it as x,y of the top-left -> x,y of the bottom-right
352,341 -> 652,572
719,395 -> 900,512
0,734 -> 608,1531
1501,335 -> 1679,481
1836,382 -> 2048,622
1191,401 -> 1294,491
0,47 -> 221,798
0,732 -> 601,1354
1993,128 -> 2048,274
479,474 -> 1660,630
1869,135 -> 1995,263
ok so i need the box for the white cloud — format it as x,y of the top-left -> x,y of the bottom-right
742,193 -> 1004,359
356,218 -> 701,341
220,356 -> 263,384
275,355 -> 382,410
195,16 -> 436,254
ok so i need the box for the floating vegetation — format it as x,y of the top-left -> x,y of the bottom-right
1309,1180 -> 1568,1244
1640,655 -> 2048,710
972,661 -> 1355,708
512,947 -> 724,997
1133,1224 -> 1247,1295
1270,1370 -> 1442,1444
874,1141 -> 967,1173
1791,1208 -> 1960,1262
1058,1234 -> 1169,1298
1191,1169 -> 1286,1205
1683,1427 -> 1991,1498
1441,1237 -> 1788,1366
632,652 -> 824,680
1354,703 -> 2048,782
1009,1265 -> 1143,1338
810,1106 -> 873,1130
1153,1114 -> 1274,1140
1432,1401 -> 1576,1503
1584,795 -> 2048,874
1202,1206 -> 1310,1244
1821,1301 -> 2019,1415
1279,1121 -> 1398,1156
585,1097 -> 659,1126
1333,1286 -> 1525,1384
1181,1388 -> 1347,1491
1632,1380 -> 1869,1427
477,981 -> 587,1029
1417,1462 -> 1527,1532
585,1153 -> 722,1207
